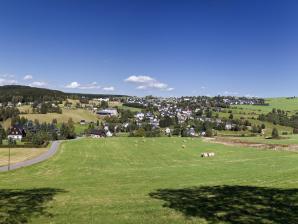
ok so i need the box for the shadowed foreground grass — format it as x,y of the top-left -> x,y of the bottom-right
150,185 -> 298,224
0,188 -> 66,224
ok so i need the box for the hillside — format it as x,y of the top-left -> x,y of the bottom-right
0,85 -> 127,103
235,97 -> 298,114
0,85 -> 66,103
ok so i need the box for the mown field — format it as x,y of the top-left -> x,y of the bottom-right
0,147 -> 48,167
1,137 -> 298,223
235,97 -> 298,114
20,108 -> 99,124
224,134 -> 298,145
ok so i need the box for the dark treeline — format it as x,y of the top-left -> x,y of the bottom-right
33,102 -> 62,114
0,85 -> 66,103
123,102 -> 146,109
0,85 -> 128,104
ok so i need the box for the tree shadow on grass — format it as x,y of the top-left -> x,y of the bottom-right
149,185 -> 298,224
0,188 -> 66,224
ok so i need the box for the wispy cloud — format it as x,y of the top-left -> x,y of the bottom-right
102,86 -> 115,91
0,74 -> 17,85
23,74 -> 33,80
29,81 -> 47,87
0,73 -> 15,78
65,81 -> 101,90
0,78 -> 17,85
65,81 -> 80,88
125,75 -> 174,91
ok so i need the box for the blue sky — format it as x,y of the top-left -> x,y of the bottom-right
0,0 -> 297,97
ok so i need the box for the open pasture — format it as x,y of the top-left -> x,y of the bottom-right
20,108 -> 99,124
222,134 -> 298,145
1,137 -> 298,223
235,97 -> 298,114
0,147 -> 48,167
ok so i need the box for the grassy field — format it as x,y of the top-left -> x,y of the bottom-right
224,134 -> 298,145
1,137 -> 298,223
235,97 -> 298,114
0,147 -> 48,166
21,108 -> 99,123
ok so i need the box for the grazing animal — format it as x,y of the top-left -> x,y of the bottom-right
201,152 -> 215,157
201,153 -> 208,157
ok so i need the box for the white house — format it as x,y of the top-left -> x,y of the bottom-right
225,123 -> 232,130
135,112 -> 145,120
165,128 -> 171,135
7,127 -> 24,141
106,131 -> 113,137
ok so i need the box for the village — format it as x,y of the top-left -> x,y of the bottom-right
0,94 -> 268,146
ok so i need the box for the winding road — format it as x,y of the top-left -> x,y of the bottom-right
0,140 -> 61,172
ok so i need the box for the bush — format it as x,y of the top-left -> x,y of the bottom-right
145,129 -> 161,137
272,128 -> 279,139
205,129 -> 213,137
129,128 -> 145,137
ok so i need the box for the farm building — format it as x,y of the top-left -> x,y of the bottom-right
97,108 -> 118,116
90,129 -> 106,138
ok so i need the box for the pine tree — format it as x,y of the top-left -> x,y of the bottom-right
272,127 -> 279,139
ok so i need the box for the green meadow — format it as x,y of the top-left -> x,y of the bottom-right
1,137 -> 298,223
235,97 -> 298,114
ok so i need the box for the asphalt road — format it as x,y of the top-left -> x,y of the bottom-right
0,140 -> 61,172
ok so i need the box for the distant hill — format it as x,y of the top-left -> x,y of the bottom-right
0,85 -> 127,103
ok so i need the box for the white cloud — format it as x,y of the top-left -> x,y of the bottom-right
65,81 -> 100,90
125,75 -> 174,91
0,73 -> 14,78
65,81 -> 80,88
0,78 -> 18,85
30,81 -> 47,87
136,85 -> 147,90
24,74 -> 33,80
125,75 -> 155,83
102,86 -> 115,91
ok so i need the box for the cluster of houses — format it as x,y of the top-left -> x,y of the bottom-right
223,97 -> 265,105
118,96 -> 267,136
134,112 -> 159,128
126,96 -> 265,108
2,94 -> 267,141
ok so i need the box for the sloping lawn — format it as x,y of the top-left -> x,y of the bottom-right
1,137 -> 298,223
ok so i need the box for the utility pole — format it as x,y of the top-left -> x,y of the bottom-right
8,145 -> 11,171
7,138 -> 13,171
